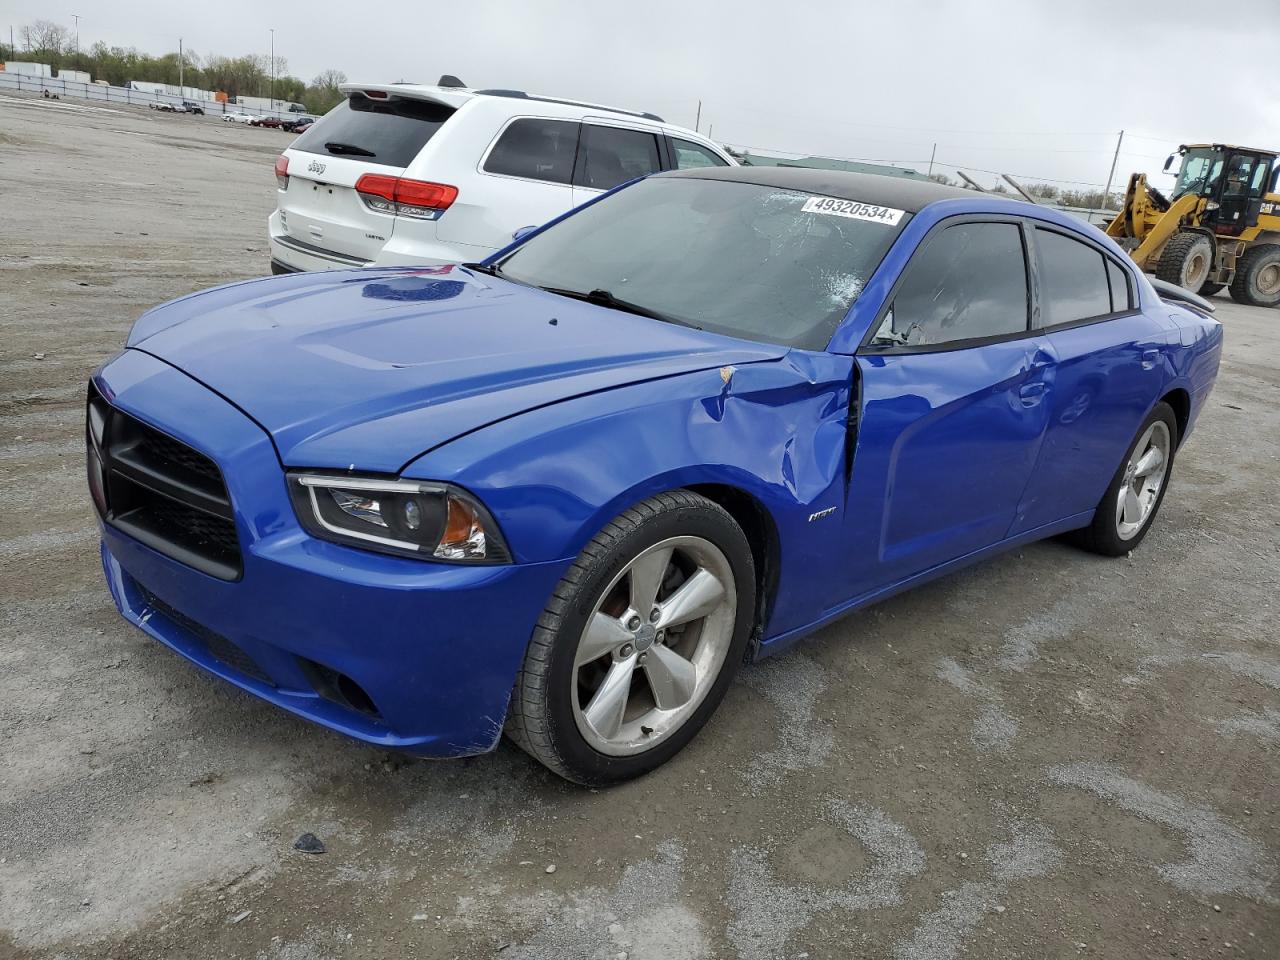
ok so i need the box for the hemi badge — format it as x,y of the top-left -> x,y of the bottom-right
808,506 -> 837,522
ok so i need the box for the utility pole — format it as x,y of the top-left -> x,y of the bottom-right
928,142 -> 937,178
71,14 -> 80,56
694,99 -> 701,133
1092,129 -> 1124,224
269,28 -> 275,111
178,37 -> 183,98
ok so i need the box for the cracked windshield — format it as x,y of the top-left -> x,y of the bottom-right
498,177 -> 908,349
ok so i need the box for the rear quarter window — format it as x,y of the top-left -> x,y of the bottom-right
291,96 -> 455,168
482,118 -> 579,185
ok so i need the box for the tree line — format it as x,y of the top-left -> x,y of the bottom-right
929,172 -> 1121,211
1,19 -> 348,115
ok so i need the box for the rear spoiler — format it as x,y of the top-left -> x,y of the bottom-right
1149,276 -> 1216,314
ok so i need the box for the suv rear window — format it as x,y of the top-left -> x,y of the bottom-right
292,95 -> 455,169
482,118 -> 579,185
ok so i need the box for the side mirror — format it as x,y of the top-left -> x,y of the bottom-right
512,225 -> 538,242
1162,154 -> 1177,174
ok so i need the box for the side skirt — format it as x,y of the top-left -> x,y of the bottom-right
755,509 -> 1095,659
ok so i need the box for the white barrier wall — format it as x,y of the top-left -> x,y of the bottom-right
0,71 -> 308,120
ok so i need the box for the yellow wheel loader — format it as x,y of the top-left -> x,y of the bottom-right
1106,144 -> 1280,307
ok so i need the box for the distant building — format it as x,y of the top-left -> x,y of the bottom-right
0,61 -> 52,78
731,149 -> 929,182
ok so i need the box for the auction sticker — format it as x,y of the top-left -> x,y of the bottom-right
802,196 -> 905,225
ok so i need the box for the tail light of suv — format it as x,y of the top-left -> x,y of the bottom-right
275,155 -> 290,190
354,174 -> 458,220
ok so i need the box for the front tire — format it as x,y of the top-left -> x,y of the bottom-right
1228,243 -> 1280,307
505,491 -> 756,785
1156,231 -> 1216,292
1075,402 -> 1178,556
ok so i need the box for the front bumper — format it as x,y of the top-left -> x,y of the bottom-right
93,349 -> 569,756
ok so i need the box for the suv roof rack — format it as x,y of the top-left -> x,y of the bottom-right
472,88 -> 664,124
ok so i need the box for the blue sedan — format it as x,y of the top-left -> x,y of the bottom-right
87,167 -> 1222,783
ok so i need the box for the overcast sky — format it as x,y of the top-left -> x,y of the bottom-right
3,0 -> 1278,190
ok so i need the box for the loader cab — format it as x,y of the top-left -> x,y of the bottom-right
1165,144 -> 1279,236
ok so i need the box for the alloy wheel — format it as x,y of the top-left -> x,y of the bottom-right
571,536 -> 737,756
1115,420 -> 1171,541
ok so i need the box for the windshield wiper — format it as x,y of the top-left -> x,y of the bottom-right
463,262 -> 501,277
324,141 -> 377,158
541,287 -> 699,328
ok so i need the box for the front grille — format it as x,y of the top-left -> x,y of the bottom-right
87,383 -> 243,580
136,583 -> 273,685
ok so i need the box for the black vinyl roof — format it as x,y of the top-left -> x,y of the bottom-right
659,165 -> 977,212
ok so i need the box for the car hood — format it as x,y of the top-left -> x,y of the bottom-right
128,267 -> 788,472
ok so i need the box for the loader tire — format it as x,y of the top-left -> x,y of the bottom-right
1228,244 -> 1280,308
1156,231 -> 1216,292
1197,281 -> 1224,297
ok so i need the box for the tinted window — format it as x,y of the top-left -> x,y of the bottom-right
292,95 -> 454,168
872,222 -> 1028,347
1036,228 -> 1112,326
482,118 -> 579,185
575,125 -> 661,191
672,138 -> 728,169
1106,258 -> 1132,313
499,178 -> 908,350
1249,160 -> 1269,197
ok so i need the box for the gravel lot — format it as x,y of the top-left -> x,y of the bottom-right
1,91 -> 1277,960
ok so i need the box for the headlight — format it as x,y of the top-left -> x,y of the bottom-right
287,473 -> 511,563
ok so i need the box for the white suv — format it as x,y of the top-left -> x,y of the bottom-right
267,77 -> 735,273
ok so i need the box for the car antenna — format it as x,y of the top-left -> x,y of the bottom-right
438,75 -> 467,88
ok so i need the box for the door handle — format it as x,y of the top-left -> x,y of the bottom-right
1018,381 -> 1048,404
1141,348 -> 1160,370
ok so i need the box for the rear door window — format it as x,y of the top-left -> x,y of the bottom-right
482,118 -> 579,185
1106,257 -> 1132,313
1035,228 -> 1113,326
671,138 -> 729,169
574,125 -> 662,191
291,95 -> 455,168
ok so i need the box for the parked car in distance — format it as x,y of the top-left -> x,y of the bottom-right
148,101 -> 176,112
281,116 -> 316,133
253,116 -> 285,129
289,121 -> 313,136
222,112 -> 254,124
267,75 -> 734,274
181,101 -> 205,115
89,167 -> 1222,784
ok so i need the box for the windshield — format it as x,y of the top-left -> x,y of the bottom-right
496,177 -> 909,350
1173,148 -> 1224,198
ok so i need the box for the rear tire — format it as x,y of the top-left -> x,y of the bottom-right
1156,231 -> 1216,292
1197,281 -> 1225,297
1228,243 -> 1280,307
505,491 -> 756,785
1074,402 -> 1178,557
